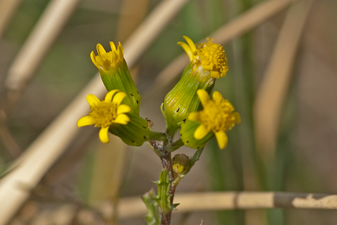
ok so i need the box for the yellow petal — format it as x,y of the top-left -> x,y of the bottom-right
233,112 -> 241,124
194,124 -> 209,140
115,114 -> 130,125
212,91 -> 223,102
118,42 -> 123,54
178,42 -> 193,62
86,94 -> 100,106
96,43 -> 106,55
215,131 -> 228,149
210,71 -> 220,79
77,116 -> 95,127
117,42 -> 124,59
117,104 -> 131,114
105,90 -> 119,103
113,92 -> 126,105
110,41 -> 116,52
197,89 -> 210,107
99,126 -> 110,143
90,51 -> 99,69
188,112 -> 200,121
183,36 -> 196,53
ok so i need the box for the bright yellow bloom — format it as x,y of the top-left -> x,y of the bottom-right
90,42 -> 124,72
178,36 -> 228,79
188,89 -> 240,149
78,90 -> 131,143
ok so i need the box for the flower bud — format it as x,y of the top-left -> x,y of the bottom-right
172,154 -> 190,175
90,42 -> 141,114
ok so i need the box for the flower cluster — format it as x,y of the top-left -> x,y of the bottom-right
78,36 -> 239,149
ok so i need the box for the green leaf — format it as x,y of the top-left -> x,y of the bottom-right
142,189 -> 161,225
154,169 -> 172,213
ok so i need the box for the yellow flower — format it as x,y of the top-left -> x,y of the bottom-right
78,90 -> 131,143
191,90 -> 240,149
178,36 -> 228,79
90,42 -> 124,72
90,41 -> 141,114
181,89 -> 240,149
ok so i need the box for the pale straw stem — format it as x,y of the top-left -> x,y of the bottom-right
254,0 -> 314,157
0,0 -> 190,224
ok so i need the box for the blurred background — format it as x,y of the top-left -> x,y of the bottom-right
0,0 -> 337,224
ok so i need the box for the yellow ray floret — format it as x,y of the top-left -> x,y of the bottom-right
90,41 -> 124,72
188,89 -> 241,149
78,90 -> 131,143
178,36 -> 228,79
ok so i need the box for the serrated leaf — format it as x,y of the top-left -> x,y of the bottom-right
142,189 -> 161,225
155,169 -> 172,213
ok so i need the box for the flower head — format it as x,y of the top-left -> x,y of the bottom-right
90,42 -> 124,72
181,89 -> 240,149
78,90 -> 131,143
90,42 -> 141,114
178,36 -> 228,79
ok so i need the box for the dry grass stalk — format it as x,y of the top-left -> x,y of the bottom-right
89,1 -> 150,224
144,0 -> 297,100
117,191 -> 337,219
254,0 -> 314,158
0,0 -> 23,38
0,0 -> 190,224
4,0 -> 82,93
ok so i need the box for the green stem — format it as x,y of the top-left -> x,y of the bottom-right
160,148 -> 174,225
166,139 -> 184,152
149,131 -> 167,142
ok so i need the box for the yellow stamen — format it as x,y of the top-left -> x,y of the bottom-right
193,90 -> 240,149
77,90 -> 131,143
178,36 -> 229,78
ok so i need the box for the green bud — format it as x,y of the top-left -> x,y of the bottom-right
172,154 -> 190,175
90,42 -> 141,114
163,63 -> 215,135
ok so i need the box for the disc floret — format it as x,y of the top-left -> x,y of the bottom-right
178,36 -> 228,78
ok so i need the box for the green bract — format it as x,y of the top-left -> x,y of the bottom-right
162,63 -> 215,136
180,120 -> 213,149
109,113 -> 150,146
90,42 -> 141,114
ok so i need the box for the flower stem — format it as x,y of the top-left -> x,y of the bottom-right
160,147 -> 174,225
